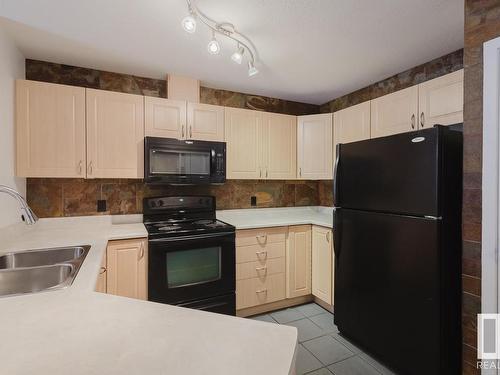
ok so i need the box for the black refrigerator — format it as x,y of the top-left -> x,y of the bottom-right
333,125 -> 462,375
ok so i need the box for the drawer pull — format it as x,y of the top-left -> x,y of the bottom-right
255,266 -> 267,271
256,289 -> 267,294
255,251 -> 267,258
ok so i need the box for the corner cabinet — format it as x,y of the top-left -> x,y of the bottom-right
312,225 -> 333,305
286,225 -> 312,298
86,89 -> 144,178
106,238 -> 148,300
297,113 -> 333,180
16,80 -> 86,178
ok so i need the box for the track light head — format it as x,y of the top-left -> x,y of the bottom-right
247,60 -> 259,77
207,33 -> 220,54
231,45 -> 245,64
182,15 -> 197,33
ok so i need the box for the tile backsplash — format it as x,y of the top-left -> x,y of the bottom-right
27,178 -> 326,218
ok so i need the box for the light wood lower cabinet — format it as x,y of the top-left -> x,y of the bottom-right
312,226 -> 333,305
286,225 -> 312,298
104,238 -> 148,300
235,227 -> 286,310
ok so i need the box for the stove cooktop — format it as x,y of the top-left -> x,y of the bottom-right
145,219 -> 235,238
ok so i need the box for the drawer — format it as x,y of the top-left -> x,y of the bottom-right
236,273 -> 286,310
236,257 -> 285,281
236,227 -> 287,247
236,241 -> 286,264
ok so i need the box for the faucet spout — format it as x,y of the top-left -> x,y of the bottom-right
0,184 -> 38,225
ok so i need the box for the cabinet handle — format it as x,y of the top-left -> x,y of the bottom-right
255,266 -> 267,271
256,289 -> 267,294
138,242 -> 145,260
78,160 -> 83,175
88,161 -> 93,175
299,167 -> 302,177
411,114 -> 415,129
256,234 -> 268,243
326,231 -> 331,243
265,169 -> 268,178
420,112 -> 425,128
182,124 -> 185,138
259,169 -> 262,178
255,251 -> 267,259
189,125 -> 192,138
99,266 -> 107,274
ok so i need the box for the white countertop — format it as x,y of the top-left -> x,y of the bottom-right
217,206 -> 334,229
0,215 -> 297,375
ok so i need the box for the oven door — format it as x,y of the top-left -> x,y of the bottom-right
148,232 -> 235,305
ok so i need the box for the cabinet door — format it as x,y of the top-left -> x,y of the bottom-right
145,97 -> 186,139
95,252 -> 107,293
286,225 -> 312,298
418,69 -> 464,128
187,102 -> 224,141
371,86 -> 418,138
297,113 -> 333,180
16,80 -> 86,178
106,238 -> 147,300
225,107 -> 262,179
86,89 -> 144,178
333,101 -> 371,163
261,113 -> 297,179
312,226 -> 332,305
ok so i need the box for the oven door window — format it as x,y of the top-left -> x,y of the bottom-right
166,246 -> 221,288
150,149 -> 211,175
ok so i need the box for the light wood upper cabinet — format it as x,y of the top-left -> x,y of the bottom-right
286,225 -> 312,298
333,101 -> 371,163
312,226 -> 332,305
297,113 -> 333,180
145,97 -> 186,139
187,102 -> 224,141
86,89 -> 144,178
418,69 -> 464,128
106,238 -> 148,300
370,86 -> 418,138
225,107 -> 262,179
16,80 -> 86,178
261,113 -> 297,179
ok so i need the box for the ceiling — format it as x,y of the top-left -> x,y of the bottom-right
0,0 -> 464,105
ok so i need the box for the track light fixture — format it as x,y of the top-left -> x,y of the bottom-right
182,0 -> 259,77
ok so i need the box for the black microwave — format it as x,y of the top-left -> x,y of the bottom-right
144,137 -> 226,184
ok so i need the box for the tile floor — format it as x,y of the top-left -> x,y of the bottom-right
250,303 -> 397,375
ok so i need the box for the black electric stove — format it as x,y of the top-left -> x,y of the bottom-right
144,196 -> 236,315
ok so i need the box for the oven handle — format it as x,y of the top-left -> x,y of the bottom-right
148,231 -> 235,243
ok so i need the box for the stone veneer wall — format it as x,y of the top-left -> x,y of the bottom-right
25,59 -> 321,217
461,2 -> 500,374
319,49 -> 464,113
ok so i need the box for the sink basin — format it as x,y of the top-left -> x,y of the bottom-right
0,246 -> 87,269
0,264 -> 74,296
0,245 -> 90,297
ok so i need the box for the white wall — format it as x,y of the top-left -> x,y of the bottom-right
0,27 -> 25,228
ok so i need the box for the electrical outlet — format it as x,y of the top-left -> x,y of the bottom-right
251,196 -> 257,206
97,199 -> 107,212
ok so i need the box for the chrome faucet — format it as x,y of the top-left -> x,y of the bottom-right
0,184 -> 38,225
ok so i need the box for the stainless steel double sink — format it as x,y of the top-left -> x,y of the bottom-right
0,245 -> 90,297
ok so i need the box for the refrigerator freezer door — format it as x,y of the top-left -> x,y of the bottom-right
334,208 -> 443,375
335,127 -> 439,216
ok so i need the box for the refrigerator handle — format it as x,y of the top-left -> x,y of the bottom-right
333,143 -> 341,206
333,208 -> 342,259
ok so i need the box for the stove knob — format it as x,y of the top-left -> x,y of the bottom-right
158,200 -> 164,207
150,201 -> 156,208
